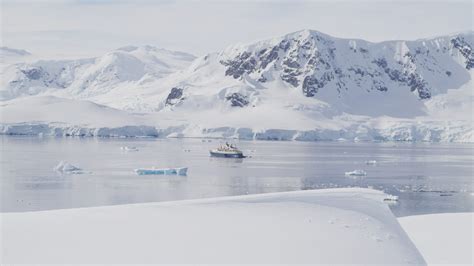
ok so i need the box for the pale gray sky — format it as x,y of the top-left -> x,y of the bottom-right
1,0 -> 473,58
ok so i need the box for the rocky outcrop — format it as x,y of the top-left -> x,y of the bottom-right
225,93 -> 249,107
372,58 -> 431,99
20,68 -> 43,80
221,52 -> 258,79
165,87 -> 184,106
451,36 -> 474,70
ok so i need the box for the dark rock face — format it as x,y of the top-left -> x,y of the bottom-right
8,65 -> 76,94
165,87 -> 184,106
407,74 -> 431,99
258,75 -> 267,82
259,46 -> 279,69
302,76 -> 319,97
451,36 -> 474,69
373,83 -> 388,92
279,39 -> 290,51
283,58 -> 300,69
281,72 -> 299,87
225,93 -> 249,107
348,67 -> 374,78
372,58 -> 388,69
21,68 -> 43,80
221,52 -> 258,79
301,72 -> 334,97
280,53 -> 303,87
372,58 -> 431,99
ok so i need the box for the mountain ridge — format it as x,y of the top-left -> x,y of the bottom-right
150,29 -> 472,118
0,29 -> 472,142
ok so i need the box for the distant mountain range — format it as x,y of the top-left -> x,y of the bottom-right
1,30 -> 472,142
0,47 -> 32,57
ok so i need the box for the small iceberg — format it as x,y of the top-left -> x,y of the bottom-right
121,146 -> 139,152
365,160 -> 377,165
383,194 -> 399,202
54,161 -> 84,174
135,167 -> 188,176
345,169 -> 367,177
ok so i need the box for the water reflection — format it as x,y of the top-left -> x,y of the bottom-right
1,136 -> 472,216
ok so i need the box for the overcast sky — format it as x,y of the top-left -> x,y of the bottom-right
1,0 -> 472,58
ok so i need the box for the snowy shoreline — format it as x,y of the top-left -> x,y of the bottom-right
1,121 -> 472,143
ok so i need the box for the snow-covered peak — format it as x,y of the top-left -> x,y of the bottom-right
116,45 -> 195,64
0,47 -> 32,57
153,29 -> 473,119
116,45 -> 140,52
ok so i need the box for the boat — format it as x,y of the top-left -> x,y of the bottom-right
135,167 -> 188,176
210,142 -> 246,158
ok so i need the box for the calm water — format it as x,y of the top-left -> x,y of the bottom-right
1,136 -> 472,216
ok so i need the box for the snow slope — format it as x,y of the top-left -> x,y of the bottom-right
0,45 -> 195,101
0,96 -> 158,137
0,188 -> 425,264
1,94 -> 471,141
0,30 -> 472,141
399,213 -> 473,265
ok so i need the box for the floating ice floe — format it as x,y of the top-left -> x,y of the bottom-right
345,169 -> 367,177
121,146 -> 139,152
135,167 -> 188,176
365,160 -> 377,165
53,161 -> 84,174
383,194 -> 399,202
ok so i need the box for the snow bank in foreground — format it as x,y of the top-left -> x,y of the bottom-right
0,188 -> 425,264
399,213 -> 473,265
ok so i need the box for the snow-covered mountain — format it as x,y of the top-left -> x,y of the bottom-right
0,45 -> 195,101
149,29 -> 472,118
1,30 -> 472,142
